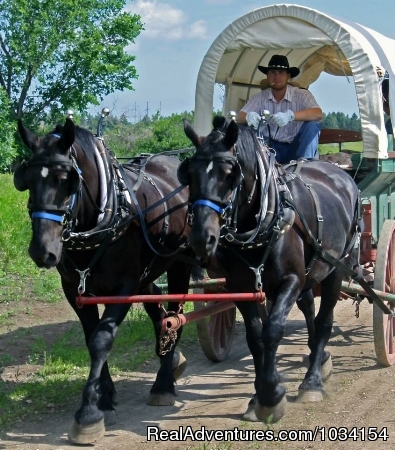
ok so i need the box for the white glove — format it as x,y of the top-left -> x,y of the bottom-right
246,111 -> 261,129
271,110 -> 295,127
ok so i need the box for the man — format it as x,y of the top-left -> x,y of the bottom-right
236,55 -> 322,164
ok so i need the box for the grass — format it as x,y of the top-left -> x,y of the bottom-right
318,141 -> 363,155
0,173 -> 199,430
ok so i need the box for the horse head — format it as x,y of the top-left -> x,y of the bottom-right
14,119 -> 83,268
179,117 -> 242,260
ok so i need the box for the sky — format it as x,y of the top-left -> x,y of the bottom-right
94,0 -> 395,121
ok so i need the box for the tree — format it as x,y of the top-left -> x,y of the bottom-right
0,0 -> 143,125
0,87 -> 17,172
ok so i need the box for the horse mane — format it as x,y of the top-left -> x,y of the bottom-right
50,123 -> 97,153
235,124 -> 262,165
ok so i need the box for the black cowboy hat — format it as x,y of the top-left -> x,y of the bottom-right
258,55 -> 300,78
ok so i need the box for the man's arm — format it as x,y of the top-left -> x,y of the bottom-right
236,110 -> 247,123
293,107 -> 322,122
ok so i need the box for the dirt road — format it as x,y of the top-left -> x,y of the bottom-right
1,298 -> 395,450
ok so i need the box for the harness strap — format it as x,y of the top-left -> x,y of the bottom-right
64,230 -> 116,297
284,196 -> 393,315
118,164 -> 186,258
31,211 -> 66,223
303,184 -> 324,275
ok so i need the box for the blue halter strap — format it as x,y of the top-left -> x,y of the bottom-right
191,199 -> 228,215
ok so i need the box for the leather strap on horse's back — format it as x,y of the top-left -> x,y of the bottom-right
284,195 -> 393,315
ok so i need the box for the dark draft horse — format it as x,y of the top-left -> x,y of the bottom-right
178,117 -> 362,422
14,118 -> 195,444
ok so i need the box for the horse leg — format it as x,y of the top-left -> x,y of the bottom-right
67,298 -> 117,424
254,286 -> 298,424
68,302 -> 131,444
233,301 -> 264,421
297,271 -> 340,402
296,289 -> 332,380
145,262 -> 191,406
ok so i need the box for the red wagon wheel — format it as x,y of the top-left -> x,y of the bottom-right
193,276 -> 268,362
373,219 -> 395,366
194,284 -> 236,362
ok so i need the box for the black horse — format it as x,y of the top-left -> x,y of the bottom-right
178,117 -> 362,422
14,118 -> 195,443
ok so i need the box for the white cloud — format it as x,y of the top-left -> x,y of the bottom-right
126,0 -> 207,41
187,20 -> 207,39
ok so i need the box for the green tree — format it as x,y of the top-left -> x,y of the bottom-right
105,112 -> 196,158
0,0 -> 143,126
0,87 -> 17,172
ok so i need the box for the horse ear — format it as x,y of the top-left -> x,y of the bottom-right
18,120 -> 38,151
60,118 -> 76,150
177,158 -> 190,186
223,120 -> 239,150
13,162 -> 28,191
212,116 -> 227,132
183,119 -> 200,148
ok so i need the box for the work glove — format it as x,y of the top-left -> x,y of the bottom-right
246,111 -> 262,129
271,110 -> 295,127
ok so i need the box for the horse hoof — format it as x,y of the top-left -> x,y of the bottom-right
104,409 -> 116,427
173,351 -> 187,381
321,354 -> 333,381
68,418 -> 105,444
242,402 -> 259,422
147,392 -> 175,406
254,395 -> 287,423
297,389 -> 324,403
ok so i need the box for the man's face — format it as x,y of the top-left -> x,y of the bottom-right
267,69 -> 290,89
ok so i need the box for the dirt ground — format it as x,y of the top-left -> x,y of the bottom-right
1,296 -> 395,450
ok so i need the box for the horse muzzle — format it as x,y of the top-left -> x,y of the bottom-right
28,221 -> 64,268
189,229 -> 218,259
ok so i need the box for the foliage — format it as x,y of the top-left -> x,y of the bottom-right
321,112 -> 361,131
89,111 -> 196,158
0,89 -> 17,172
0,0 -> 143,127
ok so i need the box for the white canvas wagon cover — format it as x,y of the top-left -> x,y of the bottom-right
194,4 -> 395,158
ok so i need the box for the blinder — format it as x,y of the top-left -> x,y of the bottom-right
13,157 -> 81,195
178,153 -> 242,190
177,158 -> 190,186
230,160 -> 242,190
14,162 -> 28,192
67,165 -> 81,195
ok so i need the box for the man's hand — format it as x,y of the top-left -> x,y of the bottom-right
271,110 -> 295,127
246,111 -> 261,129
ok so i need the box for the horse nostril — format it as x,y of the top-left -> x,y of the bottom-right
207,235 -> 217,249
45,253 -> 58,267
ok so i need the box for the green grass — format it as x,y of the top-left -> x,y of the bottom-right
0,172 -> 199,430
318,141 -> 363,155
0,304 -> 198,428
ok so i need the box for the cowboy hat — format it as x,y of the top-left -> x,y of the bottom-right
258,55 -> 300,78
